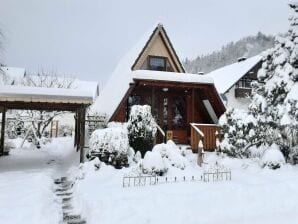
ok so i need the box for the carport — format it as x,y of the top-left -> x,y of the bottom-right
0,85 -> 94,163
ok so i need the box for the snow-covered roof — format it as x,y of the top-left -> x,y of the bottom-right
0,85 -> 93,104
132,70 -> 213,84
206,55 -> 262,94
16,74 -> 99,100
92,23 -> 186,119
73,79 -> 99,99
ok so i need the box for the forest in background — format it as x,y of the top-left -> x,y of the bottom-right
183,32 -> 275,74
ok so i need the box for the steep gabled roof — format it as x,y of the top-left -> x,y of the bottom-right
92,23 -> 185,119
206,55 -> 262,94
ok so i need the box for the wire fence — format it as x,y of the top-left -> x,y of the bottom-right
123,164 -> 232,188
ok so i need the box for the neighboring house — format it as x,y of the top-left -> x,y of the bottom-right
206,55 -> 263,110
92,23 -> 225,148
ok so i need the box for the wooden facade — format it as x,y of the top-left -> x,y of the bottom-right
190,123 -> 221,152
111,79 -> 225,145
105,23 -> 226,151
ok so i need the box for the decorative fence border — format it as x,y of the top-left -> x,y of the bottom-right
123,166 -> 232,187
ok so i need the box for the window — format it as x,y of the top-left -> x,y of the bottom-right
149,56 -> 166,71
172,96 -> 186,128
235,78 -> 252,88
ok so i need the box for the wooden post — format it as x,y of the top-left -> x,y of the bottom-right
74,111 -> 78,148
197,140 -> 204,167
78,107 -> 86,163
151,87 -> 155,115
0,107 -> 6,156
191,88 -> 195,121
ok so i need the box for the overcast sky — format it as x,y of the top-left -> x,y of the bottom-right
0,0 -> 291,83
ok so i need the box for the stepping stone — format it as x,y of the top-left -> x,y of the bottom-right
56,192 -> 73,197
67,220 -> 86,224
63,214 -> 82,221
62,204 -> 73,210
55,188 -> 69,192
62,197 -> 72,203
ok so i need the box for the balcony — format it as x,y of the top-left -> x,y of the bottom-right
235,87 -> 252,98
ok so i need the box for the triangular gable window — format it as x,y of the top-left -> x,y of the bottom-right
140,55 -> 174,72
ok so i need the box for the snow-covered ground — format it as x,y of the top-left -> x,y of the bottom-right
73,151 -> 298,224
2,137 -> 298,224
0,137 -> 79,224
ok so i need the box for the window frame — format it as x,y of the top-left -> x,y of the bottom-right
148,55 -> 167,71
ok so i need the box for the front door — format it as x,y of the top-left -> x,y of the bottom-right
158,92 -> 188,144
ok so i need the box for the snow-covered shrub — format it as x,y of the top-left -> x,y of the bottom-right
261,144 -> 285,169
219,108 -> 257,158
142,140 -> 188,175
152,140 -> 188,170
127,105 -> 157,157
88,125 -> 131,169
142,151 -> 168,176
133,151 -> 142,163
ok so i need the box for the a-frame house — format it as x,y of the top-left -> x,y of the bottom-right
93,23 -> 225,150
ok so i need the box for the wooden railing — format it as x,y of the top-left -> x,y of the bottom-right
190,123 -> 220,152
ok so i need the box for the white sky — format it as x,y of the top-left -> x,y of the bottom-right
0,0 -> 291,83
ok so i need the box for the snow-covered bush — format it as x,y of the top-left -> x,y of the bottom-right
261,144 -> 285,169
219,108 -> 257,158
152,140 -> 188,170
142,140 -> 188,175
142,151 -> 168,176
127,105 -> 157,157
88,125 -> 131,169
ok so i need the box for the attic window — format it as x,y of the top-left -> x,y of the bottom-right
148,56 -> 166,71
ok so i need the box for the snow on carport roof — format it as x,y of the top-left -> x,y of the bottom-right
206,55 -> 262,94
0,85 -> 94,104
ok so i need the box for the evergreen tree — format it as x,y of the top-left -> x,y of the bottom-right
127,105 -> 157,157
249,2 -> 298,160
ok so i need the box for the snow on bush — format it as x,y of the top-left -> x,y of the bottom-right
261,144 -> 285,169
142,151 -> 168,176
88,125 -> 132,169
127,105 -> 157,157
219,108 -> 257,158
153,140 -> 188,170
143,140 -> 188,175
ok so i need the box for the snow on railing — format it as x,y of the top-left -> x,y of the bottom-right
190,123 -> 204,138
156,124 -> 165,137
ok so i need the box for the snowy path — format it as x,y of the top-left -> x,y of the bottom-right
0,137 -> 80,224
54,177 -> 86,224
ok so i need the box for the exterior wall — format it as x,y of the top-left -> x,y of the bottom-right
224,85 -> 251,111
133,34 -> 180,73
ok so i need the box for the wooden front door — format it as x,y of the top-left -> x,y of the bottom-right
158,91 -> 188,144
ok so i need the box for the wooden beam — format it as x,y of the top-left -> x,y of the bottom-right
151,86 -> 155,115
0,107 -> 6,156
191,88 -> 195,122
0,101 -> 89,112
74,112 -> 78,148
78,108 -> 86,163
134,79 -> 212,90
